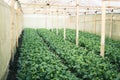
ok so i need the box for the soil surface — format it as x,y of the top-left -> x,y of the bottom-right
7,31 -> 23,80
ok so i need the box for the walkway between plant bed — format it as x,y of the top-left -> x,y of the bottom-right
51,29 -> 120,71
7,31 -> 24,80
36,30 -> 80,79
37,29 -> 120,80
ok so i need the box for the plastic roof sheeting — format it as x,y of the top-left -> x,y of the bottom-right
3,0 -> 120,14
18,0 -> 120,6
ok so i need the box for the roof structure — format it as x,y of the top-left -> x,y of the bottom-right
4,0 -> 120,15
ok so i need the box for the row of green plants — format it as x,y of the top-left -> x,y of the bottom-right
54,29 -> 120,49
38,29 -> 119,80
53,29 -> 120,70
17,28 -> 79,80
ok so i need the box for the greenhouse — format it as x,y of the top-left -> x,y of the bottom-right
0,0 -> 120,80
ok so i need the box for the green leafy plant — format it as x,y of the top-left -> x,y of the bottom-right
17,28 -> 78,80
38,29 -> 119,80
54,29 -> 120,70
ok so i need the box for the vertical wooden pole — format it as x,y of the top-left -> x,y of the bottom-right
83,12 -> 86,32
108,0 -> 112,38
69,14 -> 71,29
56,10 -> 59,35
52,13 -> 54,31
100,0 -> 106,57
109,10 -> 113,38
94,11 -> 97,34
64,9 -> 66,40
45,6 -> 48,29
76,0 -> 79,47
48,6 -> 52,29
10,0 -> 15,62
51,11 -> 53,31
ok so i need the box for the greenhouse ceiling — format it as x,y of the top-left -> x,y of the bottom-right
4,0 -> 120,15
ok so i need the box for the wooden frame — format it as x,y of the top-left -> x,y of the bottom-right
109,10 -> 113,38
56,10 -> 59,35
94,11 -> 97,34
64,9 -> 66,40
76,0 -> 79,47
100,0 -> 106,57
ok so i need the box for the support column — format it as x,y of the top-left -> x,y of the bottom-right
45,6 -> 48,29
56,10 -> 59,35
94,11 -> 97,34
48,6 -> 52,29
69,14 -> 71,29
109,9 -> 113,38
76,0 -> 79,47
51,11 -> 54,31
100,1 -> 106,57
83,12 -> 86,32
64,8 -> 66,40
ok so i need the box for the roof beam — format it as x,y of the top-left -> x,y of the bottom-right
103,0 -> 120,1
21,3 -> 120,9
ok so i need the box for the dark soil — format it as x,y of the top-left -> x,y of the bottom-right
7,31 -> 23,80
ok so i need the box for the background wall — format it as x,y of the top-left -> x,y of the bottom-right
69,14 -> 120,40
0,1 -> 23,80
24,14 -> 69,29
24,13 -> 120,40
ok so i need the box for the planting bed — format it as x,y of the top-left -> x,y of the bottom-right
7,28 -> 120,80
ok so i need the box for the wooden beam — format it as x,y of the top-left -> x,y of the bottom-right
51,12 -> 54,31
83,12 -> 86,32
104,0 -> 120,1
76,0 -> 79,47
109,11 -> 113,38
21,3 -> 120,9
94,11 -> 97,34
50,10 -> 53,31
56,10 -> 59,35
100,0 -> 106,57
69,14 -> 71,29
64,9 -> 66,40
16,0 -> 22,12
22,7 -> 120,14
45,6 -> 48,29
21,3 -> 75,8
108,1 -> 113,38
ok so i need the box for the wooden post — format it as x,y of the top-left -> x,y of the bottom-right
64,8 -> 66,40
100,1 -> 106,57
76,0 -> 79,47
94,11 -> 97,34
109,10 -> 113,38
51,11 -> 54,31
45,6 -> 48,29
56,10 -> 59,35
83,12 -> 86,32
48,6 -> 52,29
69,14 -> 71,29
10,0 -> 15,62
